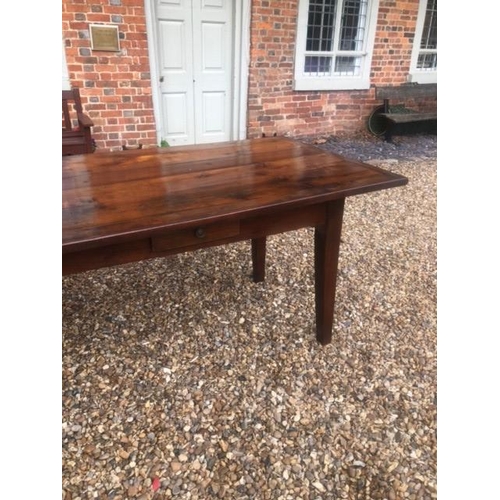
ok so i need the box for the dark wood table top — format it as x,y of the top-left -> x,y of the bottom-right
62,138 -> 408,253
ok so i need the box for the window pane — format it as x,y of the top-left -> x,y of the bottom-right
420,0 -> 437,50
334,55 -> 361,75
306,0 -> 337,52
417,53 -> 437,70
339,0 -> 367,51
305,56 -> 333,74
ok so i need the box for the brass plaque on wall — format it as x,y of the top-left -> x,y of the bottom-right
90,24 -> 120,52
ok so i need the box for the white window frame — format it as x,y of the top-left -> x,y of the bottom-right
294,0 -> 380,91
62,37 -> 71,90
409,0 -> 437,84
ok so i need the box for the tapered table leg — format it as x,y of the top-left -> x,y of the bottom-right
251,237 -> 266,282
314,199 -> 345,345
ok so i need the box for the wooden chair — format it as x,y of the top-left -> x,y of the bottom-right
62,88 -> 94,155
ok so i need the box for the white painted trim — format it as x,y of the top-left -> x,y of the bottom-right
294,76 -> 371,91
62,37 -> 71,90
144,0 -> 162,145
293,0 -> 380,91
233,0 -> 251,140
409,0 -> 437,84
144,0 -> 250,144
408,71 -> 436,84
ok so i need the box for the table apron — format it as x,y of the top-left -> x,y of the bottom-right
62,202 -> 329,276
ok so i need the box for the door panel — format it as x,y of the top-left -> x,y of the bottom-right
157,2 -> 195,144
163,93 -> 189,136
203,0 -> 224,7
202,92 -> 225,134
156,0 -> 233,146
201,22 -> 224,70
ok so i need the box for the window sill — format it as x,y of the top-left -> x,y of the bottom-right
408,71 -> 437,84
293,76 -> 371,91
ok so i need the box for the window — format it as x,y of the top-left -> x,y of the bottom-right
294,0 -> 380,90
409,0 -> 437,83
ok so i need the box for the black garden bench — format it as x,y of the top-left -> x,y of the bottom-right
368,83 -> 437,141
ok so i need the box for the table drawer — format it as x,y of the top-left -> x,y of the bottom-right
151,220 -> 240,252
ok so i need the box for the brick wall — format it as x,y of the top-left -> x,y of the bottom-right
62,0 -> 157,151
372,0 -> 419,85
62,0 -> 435,151
247,0 -> 431,139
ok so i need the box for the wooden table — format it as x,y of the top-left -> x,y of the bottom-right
63,138 -> 408,344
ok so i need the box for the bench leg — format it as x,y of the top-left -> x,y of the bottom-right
252,237 -> 266,282
384,124 -> 394,142
382,98 -> 394,142
314,199 -> 345,345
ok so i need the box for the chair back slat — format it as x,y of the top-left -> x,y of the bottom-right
62,88 -> 94,155
62,88 -> 85,131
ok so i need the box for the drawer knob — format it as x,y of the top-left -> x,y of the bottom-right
195,227 -> 206,239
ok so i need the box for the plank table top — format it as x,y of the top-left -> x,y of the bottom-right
63,137 -> 407,253
62,137 -> 408,344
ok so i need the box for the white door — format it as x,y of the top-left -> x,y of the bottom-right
156,0 -> 233,146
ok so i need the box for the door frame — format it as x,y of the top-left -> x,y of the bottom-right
144,0 -> 251,145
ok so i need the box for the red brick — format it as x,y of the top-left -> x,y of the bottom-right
63,0 -> 435,149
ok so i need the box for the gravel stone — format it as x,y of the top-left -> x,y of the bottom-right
63,132 -> 436,499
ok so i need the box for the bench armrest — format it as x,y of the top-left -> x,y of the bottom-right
77,112 -> 94,128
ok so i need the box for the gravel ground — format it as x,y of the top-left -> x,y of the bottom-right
62,133 -> 437,500
305,131 -> 437,162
